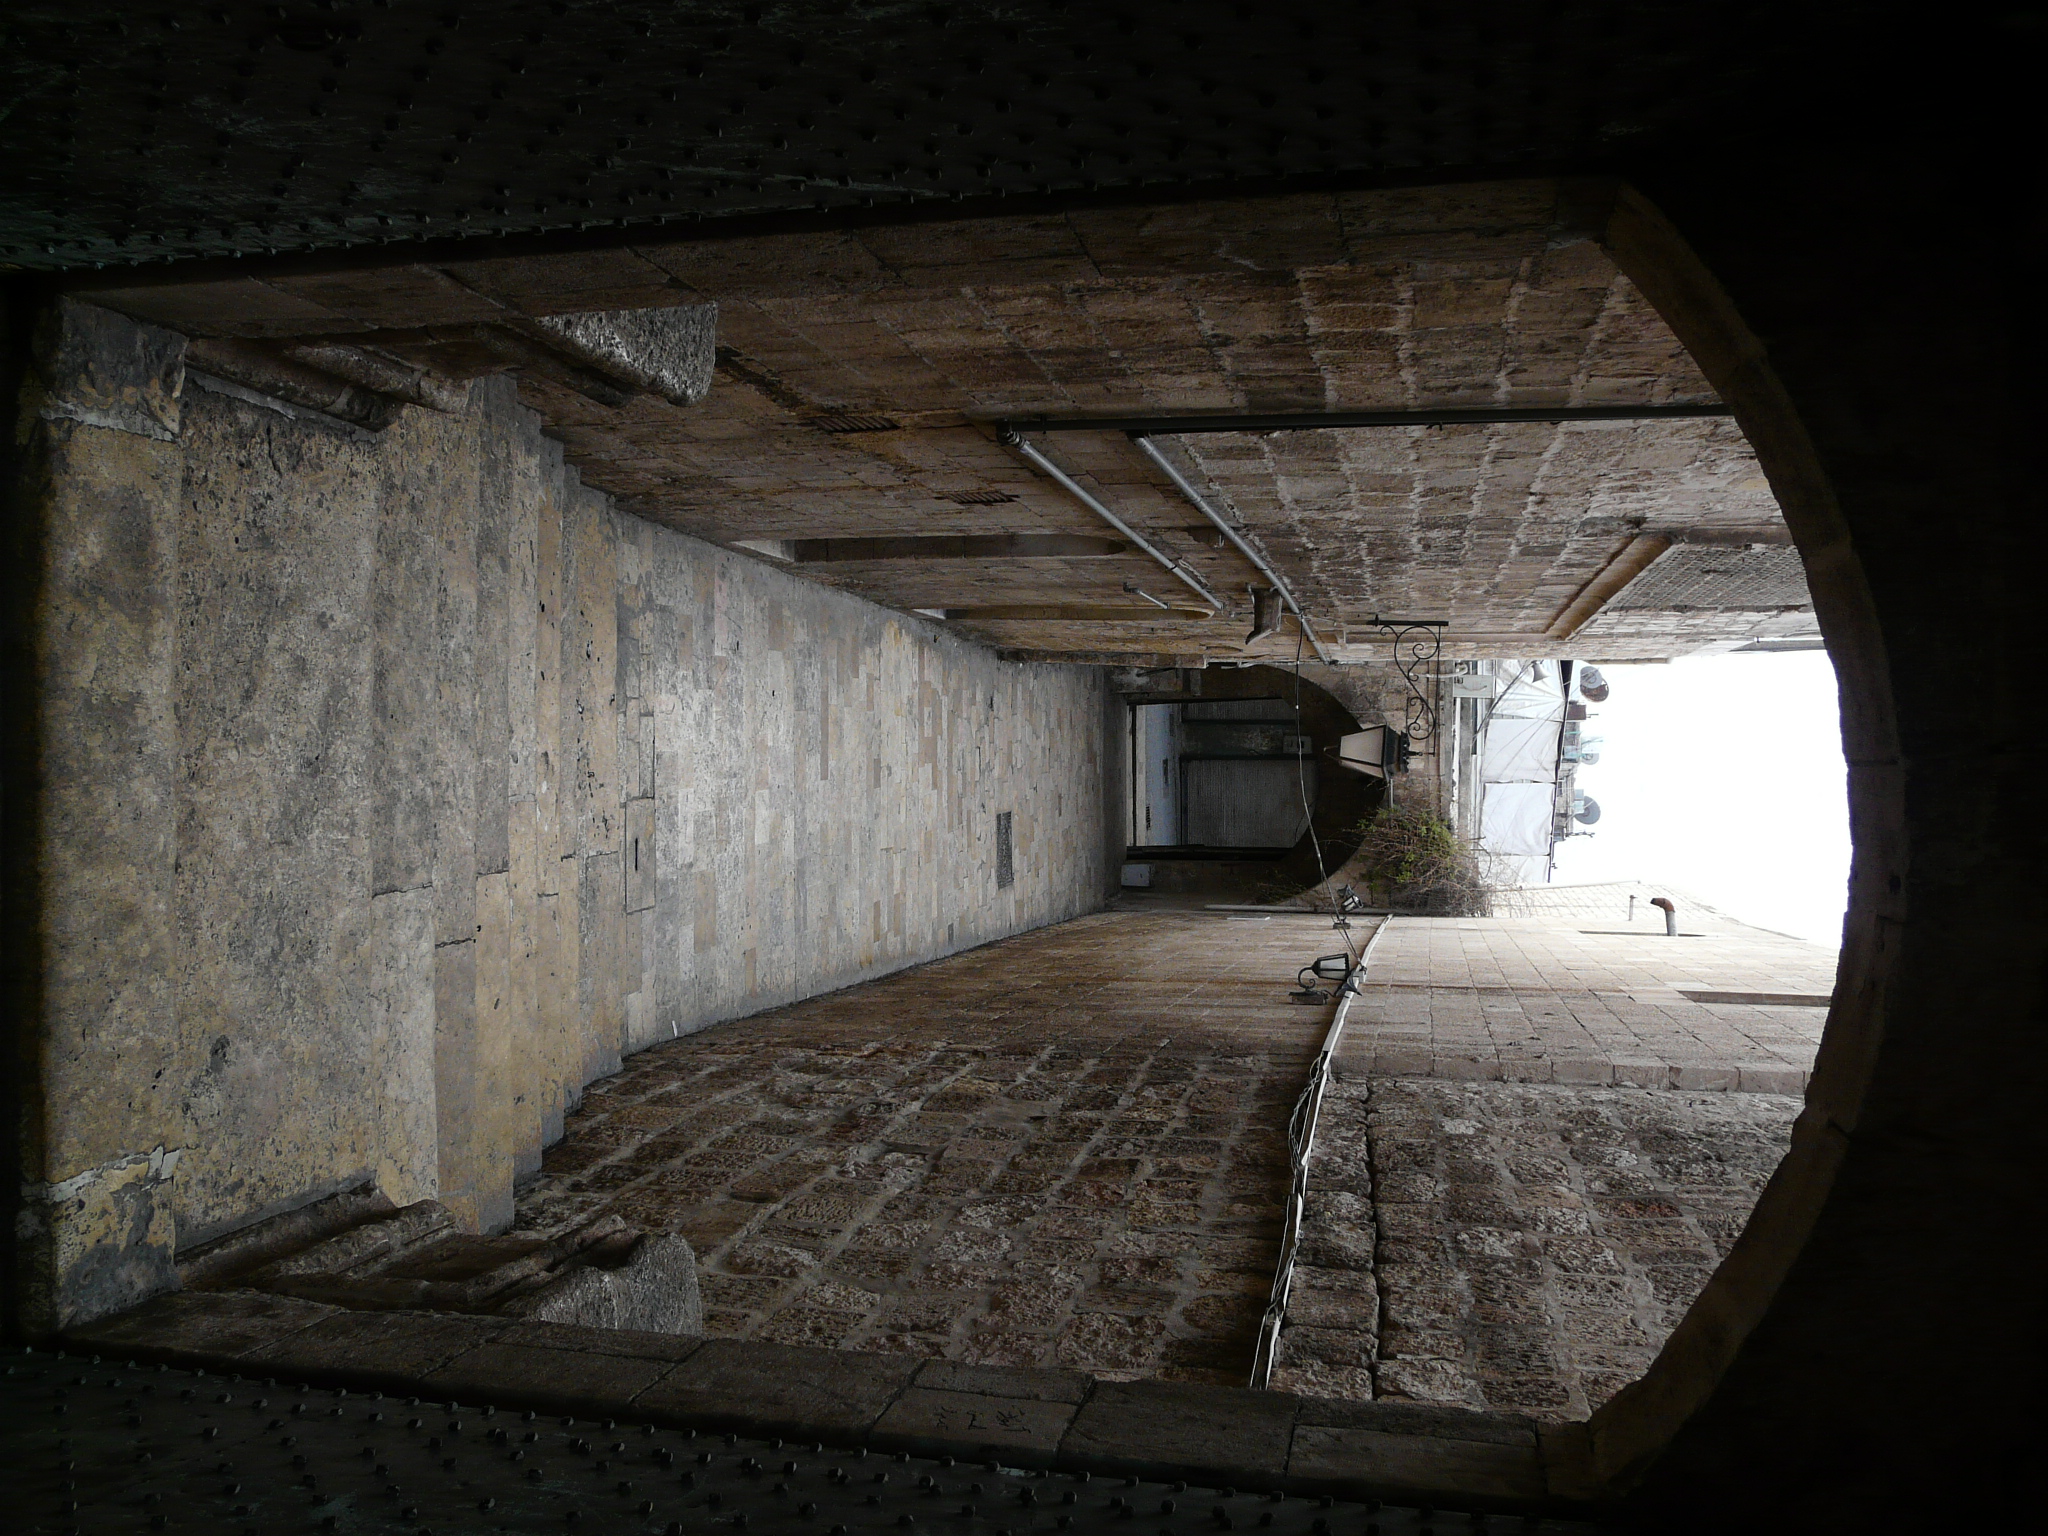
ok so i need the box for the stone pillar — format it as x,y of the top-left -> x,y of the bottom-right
6,300 -> 186,1334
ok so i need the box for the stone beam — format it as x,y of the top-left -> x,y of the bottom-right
942,605 -> 1211,622
788,535 -> 1130,562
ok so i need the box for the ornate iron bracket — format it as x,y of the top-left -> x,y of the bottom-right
1355,617 -> 1447,744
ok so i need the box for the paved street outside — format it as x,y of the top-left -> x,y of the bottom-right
514,911 -> 1346,1384
1273,1075 -> 1800,1417
513,907 -> 1825,1417
1336,910 -> 1834,1093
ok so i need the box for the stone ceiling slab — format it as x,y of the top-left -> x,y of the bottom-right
74,182 -> 1789,662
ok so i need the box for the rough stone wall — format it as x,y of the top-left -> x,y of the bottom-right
12,301 -> 1118,1333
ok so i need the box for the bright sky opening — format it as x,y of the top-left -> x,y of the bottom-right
1548,650 -> 1851,948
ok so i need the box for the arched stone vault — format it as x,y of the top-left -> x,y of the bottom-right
6,160 -> 2035,1527
1578,156 -> 2037,1520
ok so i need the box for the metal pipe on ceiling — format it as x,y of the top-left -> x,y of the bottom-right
1000,431 -> 1225,614
1001,401 -> 1737,435
1132,434 -> 1335,666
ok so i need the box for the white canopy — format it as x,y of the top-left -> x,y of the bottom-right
1490,662 -> 1565,720
1481,712 -> 1562,782
1480,781 -> 1557,856
1490,852 -> 1554,886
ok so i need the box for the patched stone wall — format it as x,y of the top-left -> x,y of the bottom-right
12,300 -> 1119,1333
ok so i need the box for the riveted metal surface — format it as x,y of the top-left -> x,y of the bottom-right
6,1347 -> 1603,1535
0,1 -> 1806,273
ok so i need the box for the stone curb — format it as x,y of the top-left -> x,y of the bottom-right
62,1289 -> 1604,1517
1333,1053 -> 1811,1094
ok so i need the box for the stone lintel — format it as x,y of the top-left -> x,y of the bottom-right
425,1338 -> 682,1416
62,1291 -> 1595,1515
631,1337 -> 920,1442
1058,1379 -> 1301,1487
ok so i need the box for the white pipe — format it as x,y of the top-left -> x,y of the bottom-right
1248,917 -> 1391,1389
1003,432 -> 1224,614
1132,434 -> 1336,665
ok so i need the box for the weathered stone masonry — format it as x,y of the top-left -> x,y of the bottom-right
13,300 -> 1121,1334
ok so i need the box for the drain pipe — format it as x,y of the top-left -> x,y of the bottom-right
1651,896 -> 1677,935
1130,434 -> 1335,665
1001,431 -> 1224,614
1250,918 -> 1391,1390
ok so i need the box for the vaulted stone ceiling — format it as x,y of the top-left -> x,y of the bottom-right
85,180 -> 1787,663
2,1 -> 1811,274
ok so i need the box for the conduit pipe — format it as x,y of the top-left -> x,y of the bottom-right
1002,431 -> 1224,614
1249,917 -> 1391,1390
1002,401 -> 1738,435
1132,434 -> 1336,665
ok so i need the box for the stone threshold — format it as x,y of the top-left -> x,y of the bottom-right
63,1289 -> 1602,1518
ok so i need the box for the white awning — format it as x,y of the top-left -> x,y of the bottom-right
1491,663 -> 1565,719
1480,780 -> 1557,856
1480,712 -> 1561,782
1490,853 -> 1554,886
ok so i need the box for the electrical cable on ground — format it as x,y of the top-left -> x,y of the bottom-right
1249,634 -> 1385,1387
1249,915 -> 1389,1390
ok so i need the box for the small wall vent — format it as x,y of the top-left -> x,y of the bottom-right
810,412 -> 902,434
995,811 -> 1014,890
945,490 -> 1018,505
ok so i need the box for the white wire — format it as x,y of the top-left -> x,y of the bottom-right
1288,628 -> 1360,965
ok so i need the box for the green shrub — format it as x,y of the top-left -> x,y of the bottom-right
1350,806 -> 1495,916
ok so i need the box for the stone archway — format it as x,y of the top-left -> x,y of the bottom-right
1115,663 -> 1382,907
1562,176 -> 2035,1525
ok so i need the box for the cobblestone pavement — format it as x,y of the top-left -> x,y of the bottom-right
513,912 -> 1363,1385
1272,1076 -> 1800,1419
1335,917 -> 1833,1093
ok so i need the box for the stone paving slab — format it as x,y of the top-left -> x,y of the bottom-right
913,1358 -> 1094,1402
491,1317 -> 710,1361
242,1306 -> 502,1386
1289,1424 -> 1550,1503
51,1285 -> 339,1361
424,1338 -> 683,1415
1271,1077 -> 1801,1421
872,1385 -> 1079,1463
509,912 -> 1342,1385
63,1288 -> 1590,1514
1334,917 -> 1833,1093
